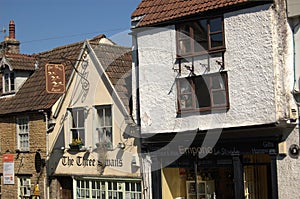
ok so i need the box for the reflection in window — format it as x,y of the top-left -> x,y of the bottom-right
176,72 -> 229,113
176,16 -> 224,57
3,71 -> 15,93
17,117 -> 29,151
76,179 -> 142,199
18,177 -> 31,199
96,105 -> 112,148
70,108 -> 85,145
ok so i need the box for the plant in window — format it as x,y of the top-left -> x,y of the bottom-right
69,138 -> 83,149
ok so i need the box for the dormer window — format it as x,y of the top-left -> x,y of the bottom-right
3,71 -> 15,93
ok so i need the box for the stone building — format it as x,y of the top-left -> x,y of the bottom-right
0,20 -> 46,199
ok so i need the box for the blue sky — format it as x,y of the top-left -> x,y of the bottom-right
0,0 -> 141,54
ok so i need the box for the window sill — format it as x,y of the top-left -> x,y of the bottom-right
69,143 -> 83,150
176,48 -> 226,59
1,91 -> 16,97
177,106 -> 229,115
16,149 -> 30,153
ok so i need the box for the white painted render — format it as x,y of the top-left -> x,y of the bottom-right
133,4 -> 296,134
294,22 -> 300,91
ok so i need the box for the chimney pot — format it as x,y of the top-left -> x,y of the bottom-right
9,20 -> 15,39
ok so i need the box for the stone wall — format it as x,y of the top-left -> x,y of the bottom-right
0,113 -> 47,198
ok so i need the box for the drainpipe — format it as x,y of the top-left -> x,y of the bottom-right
131,30 -> 147,198
40,110 -> 50,199
131,32 -> 141,129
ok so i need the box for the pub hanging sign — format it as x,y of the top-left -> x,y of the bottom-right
45,63 -> 66,93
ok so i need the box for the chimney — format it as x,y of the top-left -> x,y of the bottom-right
0,20 -> 20,54
9,20 -> 16,39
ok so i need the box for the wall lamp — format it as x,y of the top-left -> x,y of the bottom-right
289,144 -> 300,157
117,142 -> 126,150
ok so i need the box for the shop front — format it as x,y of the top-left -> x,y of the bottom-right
49,147 -> 142,199
143,126 -> 284,199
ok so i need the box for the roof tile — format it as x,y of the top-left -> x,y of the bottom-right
1,53 -> 36,71
92,43 -> 132,112
0,34 -> 106,115
132,0 -> 259,27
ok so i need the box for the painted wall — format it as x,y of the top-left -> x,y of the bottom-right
132,2 -> 300,199
294,22 -> 300,91
287,0 -> 300,18
277,128 -> 300,198
134,4 -> 293,134
49,47 -> 139,177
161,168 -> 186,199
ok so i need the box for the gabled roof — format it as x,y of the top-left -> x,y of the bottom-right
0,53 -> 36,71
131,0 -> 271,27
0,34 -> 105,115
92,43 -> 132,114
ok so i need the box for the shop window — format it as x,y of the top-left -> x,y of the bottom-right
18,176 -> 31,199
162,167 -> 235,199
125,182 -> 142,198
243,154 -> 270,199
16,117 -> 30,152
3,71 -> 15,94
75,179 -> 142,199
69,108 -> 85,146
176,72 -> 229,113
176,16 -> 225,57
96,105 -> 112,149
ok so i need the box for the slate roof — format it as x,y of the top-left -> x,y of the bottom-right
0,35 -> 105,115
92,43 -> 132,113
131,0 -> 271,27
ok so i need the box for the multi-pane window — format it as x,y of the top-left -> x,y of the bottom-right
125,182 -> 142,199
18,176 -> 31,199
176,72 -> 229,113
96,105 -> 112,148
76,179 -> 142,199
17,117 -> 29,151
3,71 -> 15,93
70,108 -> 85,145
176,16 -> 225,57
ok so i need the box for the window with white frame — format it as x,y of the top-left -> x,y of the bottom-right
70,108 -> 85,145
17,117 -> 29,151
18,176 -> 31,199
76,179 -> 142,199
3,70 -> 15,93
96,105 -> 112,148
